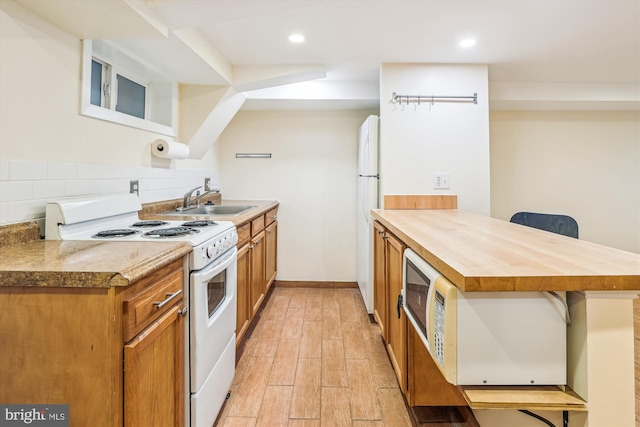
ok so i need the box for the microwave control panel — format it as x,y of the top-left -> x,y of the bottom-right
433,290 -> 446,368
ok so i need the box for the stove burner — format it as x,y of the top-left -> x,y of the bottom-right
182,220 -> 217,227
142,227 -> 199,239
92,229 -> 138,238
131,220 -> 169,228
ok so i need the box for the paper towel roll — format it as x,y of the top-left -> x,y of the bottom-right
151,139 -> 190,160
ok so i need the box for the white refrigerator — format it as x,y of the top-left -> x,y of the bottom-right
356,115 -> 379,314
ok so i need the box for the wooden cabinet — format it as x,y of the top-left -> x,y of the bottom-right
384,230 -> 407,393
373,220 -> 388,340
250,229 -> 266,316
235,205 -> 278,345
373,220 -> 407,391
124,306 -> 185,427
406,325 -> 466,406
373,219 -> 470,406
235,239 -> 251,345
265,220 -> 277,291
0,258 -> 187,427
123,260 -> 185,427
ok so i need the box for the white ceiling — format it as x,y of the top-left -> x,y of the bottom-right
15,0 -> 640,110
147,0 -> 639,85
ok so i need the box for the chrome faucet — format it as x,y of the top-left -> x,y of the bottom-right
182,186 -> 201,209
182,186 -> 221,209
193,189 -> 220,207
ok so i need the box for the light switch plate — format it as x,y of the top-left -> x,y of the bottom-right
433,173 -> 450,189
204,177 -> 211,191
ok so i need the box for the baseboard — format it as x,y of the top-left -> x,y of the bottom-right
274,280 -> 358,289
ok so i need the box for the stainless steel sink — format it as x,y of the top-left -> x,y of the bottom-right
159,205 -> 257,216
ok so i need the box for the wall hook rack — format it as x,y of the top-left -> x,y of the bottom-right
391,91 -> 477,106
236,153 -> 272,159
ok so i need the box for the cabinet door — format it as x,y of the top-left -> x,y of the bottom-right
373,221 -> 387,340
124,304 -> 185,427
250,230 -> 266,317
236,243 -> 251,346
407,324 -> 467,406
385,231 -> 407,393
265,221 -> 277,291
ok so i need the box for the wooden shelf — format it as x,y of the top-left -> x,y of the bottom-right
460,385 -> 587,412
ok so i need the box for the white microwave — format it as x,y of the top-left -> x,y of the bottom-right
402,248 -> 568,386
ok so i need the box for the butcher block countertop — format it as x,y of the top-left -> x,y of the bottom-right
0,239 -> 191,288
372,209 -> 640,292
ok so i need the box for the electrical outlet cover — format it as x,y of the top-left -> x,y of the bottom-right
130,180 -> 139,195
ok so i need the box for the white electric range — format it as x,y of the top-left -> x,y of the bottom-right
44,193 -> 238,427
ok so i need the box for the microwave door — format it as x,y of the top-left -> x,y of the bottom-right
403,256 -> 431,346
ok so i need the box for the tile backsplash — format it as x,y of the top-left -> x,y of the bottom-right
0,159 -> 220,231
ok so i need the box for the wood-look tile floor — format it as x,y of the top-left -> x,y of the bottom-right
215,287 -> 414,427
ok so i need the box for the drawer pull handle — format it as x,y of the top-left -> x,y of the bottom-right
153,290 -> 183,310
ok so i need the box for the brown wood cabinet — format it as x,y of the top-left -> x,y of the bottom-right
373,220 -> 388,340
124,305 -> 185,427
250,229 -> 266,316
0,258 -> 187,427
235,205 -> 278,346
373,219 -> 475,407
406,325 -> 466,406
123,260 -> 185,427
265,220 -> 277,291
235,237 -> 251,345
384,229 -> 407,393
374,220 -> 407,390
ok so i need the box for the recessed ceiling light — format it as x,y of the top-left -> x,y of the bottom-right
288,34 -> 305,43
459,38 -> 477,48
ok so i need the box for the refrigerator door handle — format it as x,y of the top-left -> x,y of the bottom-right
358,174 -> 379,178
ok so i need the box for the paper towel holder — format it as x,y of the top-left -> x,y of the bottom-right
151,139 -> 190,160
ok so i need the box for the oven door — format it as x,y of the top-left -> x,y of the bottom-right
189,246 -> 237,394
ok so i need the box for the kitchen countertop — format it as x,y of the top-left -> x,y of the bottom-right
372,209 -> 640,292
0,222 -> 40,248
142,199 -> 279,226
0,198 -> 278,289
0,240 -> 191,288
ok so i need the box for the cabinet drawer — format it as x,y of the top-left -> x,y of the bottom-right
265,207 -> 278,226
251,215 -> 265,236
123,259 -> 184,342
237,222 -> 251,247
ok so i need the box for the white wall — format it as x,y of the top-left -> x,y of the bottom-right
490,111 -> 640,253
217,109 -> 375,282
0,1 -> 219,227
379,64 -> 491,214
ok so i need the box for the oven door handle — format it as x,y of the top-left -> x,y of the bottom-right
153,289 -> 183,310
193,247 -> 238,282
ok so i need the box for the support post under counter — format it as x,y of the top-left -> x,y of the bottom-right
567,291 -> 638,427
